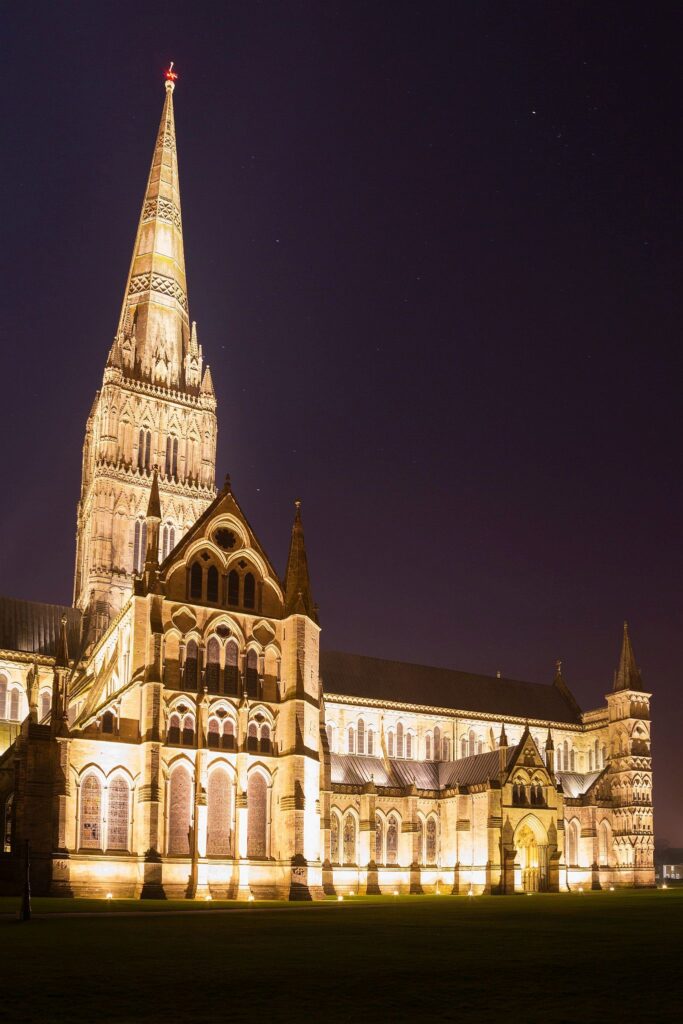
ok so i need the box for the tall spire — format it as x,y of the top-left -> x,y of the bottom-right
284,500 -> 317,621
614,621 -> 643,692
116,68 -> 190,389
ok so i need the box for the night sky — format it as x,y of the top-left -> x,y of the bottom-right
2,3 -> 681,844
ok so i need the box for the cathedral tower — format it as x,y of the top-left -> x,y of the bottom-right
73,71 -> 217,625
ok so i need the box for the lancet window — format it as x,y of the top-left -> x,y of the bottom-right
207,768 -> 233,857
247,772 -> 268,859
168,765 -> 192,856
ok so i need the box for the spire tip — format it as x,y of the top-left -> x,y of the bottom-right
164,61 -> 178,93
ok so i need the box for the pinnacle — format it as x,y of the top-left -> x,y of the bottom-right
284,498 -> 316,622
614,620 -> 643,692
146,469 -> 162,520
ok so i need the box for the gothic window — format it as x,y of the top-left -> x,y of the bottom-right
595,739 -> 600,768
207,768 -> 233,857
9,689 -> 20,722
182,714 -> 195,746
133,519 -> 148,574
367,728 -> 374,756
387,731 -> 395,757
165,436 -> 172,477
406,732 -> 413,759
477,738 -> 483,755
343,813 -> 357,865
247,772 -> 268,859
189,562 -> 203,600
397,722 -> 404,758
244,572 -> 256,610
227,570 -> 239,606
375,814 -> 384,863
168,713 -> 181,744
461,736 -> 468,759
602,744 -> 608,767
224,641 -> 239,695
161,523 -> 176,561
442,737 -> 450,760
563,740 -> 570,771
207,566 -> 219,603
347,726 -> 355,754
80,774 -> 102,850
40,690 -> 51,721
330,812 -> 340,864
426,733 -> 432,760
570,749 -> 576,771
469,730 -> 476,757
599,821 -> 610,866
205,637 -> 220,693
222,719 -> 236,751
208,717 -> 220,748
589,749 -> 593,771
260,724 -> 272,754
434,726 -> 441,761
247,722 -> 258,752
0,675 -> 7,719
138,429 -> 152,471
566,819 -> 579,866
165,436 -> 179,478
426,817 -> 437,863
246,649 -> 259,699
184,640 -> 198,690
386,814 -> 399,865
168,765 -> 192,855
107,776 -> 130,851
357,718 -> 365,755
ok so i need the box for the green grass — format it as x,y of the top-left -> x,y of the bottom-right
2,890 -> 681,1022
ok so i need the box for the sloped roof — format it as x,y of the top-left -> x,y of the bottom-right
321,650 -> 582,724
330,748 -> 515,791
557,770 -> 603,798
0,597 -> 82,658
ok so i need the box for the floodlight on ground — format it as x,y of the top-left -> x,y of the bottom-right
204,894 -> 212,901
609,886 -> 615,891
247,894 -> 255,902
105,892 -> 113,900
337,895 -> 344,902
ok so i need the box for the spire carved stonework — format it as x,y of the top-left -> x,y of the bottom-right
73,75 -> 218,627
284,500 -> 317,621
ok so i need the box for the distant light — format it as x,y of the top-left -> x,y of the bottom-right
393,889 -> 399,896
337,895 -> 344,902
662,884 -> 668,890
609,886 -> 615,891
467,889 -> 474,897
105,892 -> 113,900
578,887 -> 584,893
204,894 -> 212,901
247,894 -> 255,902
525,892 -> 534,896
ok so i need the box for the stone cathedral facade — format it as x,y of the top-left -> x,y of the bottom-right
0,77 -> 654,899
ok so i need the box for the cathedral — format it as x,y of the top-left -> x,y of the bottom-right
0,74 -> 654,899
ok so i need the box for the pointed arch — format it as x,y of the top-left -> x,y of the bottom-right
168,764 -> 192,855
207,765 -> 233,857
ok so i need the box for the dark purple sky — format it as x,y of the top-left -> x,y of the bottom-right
2,2 -> 681,843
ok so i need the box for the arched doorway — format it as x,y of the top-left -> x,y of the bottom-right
514,816 -> 548,892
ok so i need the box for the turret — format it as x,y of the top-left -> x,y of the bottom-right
284,500 -> 318,622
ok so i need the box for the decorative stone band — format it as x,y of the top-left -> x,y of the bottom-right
138,783 -> 161,802
128,272 -> 188,312
456,818 -> 471,832
236,792 -> 248,809
142,196 -> 183,231
280,794 -> 305,811
487,816 -> 503,828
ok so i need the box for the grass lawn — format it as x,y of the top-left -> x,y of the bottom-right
1,889 -> 681,1023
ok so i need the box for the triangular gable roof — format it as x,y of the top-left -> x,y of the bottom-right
505,724 -> 548,775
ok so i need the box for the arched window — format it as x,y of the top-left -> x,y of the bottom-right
165,435 -> 179,478
442,737 -> 450,760
207,768 -> 233,857
570,749 -> 576,771
207,566 -> 219,603
168,766 -> 192,855
468,730 -> 476,757
138,428 -> 152,471
182,715 -> 195,746
330,812 -> 340,863
247,772 -> 268,859
594,739 -> 600,769
563,740 -> 570,771
460,736 -> 468,759
406,732 -> 413,759
397,722 -> 404,758
184,640 -> 198,690
208,718 -> 220,748
387,731 -> 395,757
0,675 -> 7,719
599,821 -> 610,866
9,689 -> 20,721
222,719 -> 236,751
205,637 -> 220,693
161,523 -> 176,561
168,712 -> 181,744
477,738 -> 483,755
602,744 -> 608,767
224,641 -> 239,695
227,570 -> 239,606
259,724 -> 271,754
107,776 -> 130,851
375,814 -> 384,863
426,734 -> 432,760
40,691 -> 51,721
386,814 -> 399,865
133,519 -> 147,574
434,726 -> 441,761
246,649 -> 259,699
190,562 -> 203,600
416,818 -> 424,864
243,572 -> 256,610
589,749 -> 593,771
357,718 -> 365,755
566,819 -> 579,866
247,722 -> 258,752
343,813 -> 356,865
426,817 -> 437,863
80,774 -> 102,849
367,728 -> 374,756
347,726 -> 355,754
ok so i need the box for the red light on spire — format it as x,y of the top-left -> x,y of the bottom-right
165,61 -> 178,83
